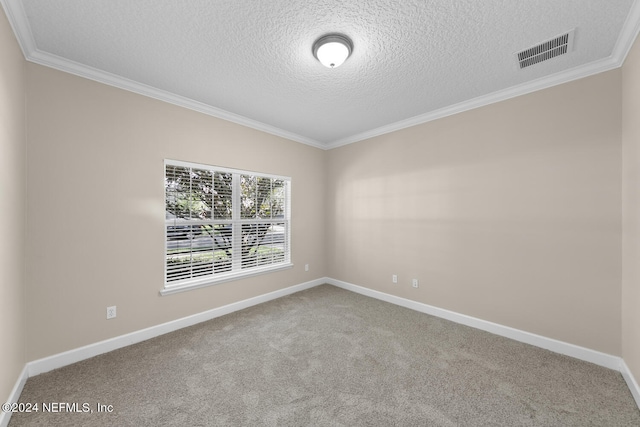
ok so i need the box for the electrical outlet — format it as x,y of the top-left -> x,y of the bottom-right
412,279 -> 419,288
392,274 -> 398,283
106,306 -> 117,319
305,264 -> 309,272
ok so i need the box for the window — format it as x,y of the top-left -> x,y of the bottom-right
163,159 -> 291,294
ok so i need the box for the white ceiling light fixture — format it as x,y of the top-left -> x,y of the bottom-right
313,34 -> 353,68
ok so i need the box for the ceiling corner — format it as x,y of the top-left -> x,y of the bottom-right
1,0 -> 36,58
325,1 -> 640,151
612,0 -> 640,65
5,0 -> 639,152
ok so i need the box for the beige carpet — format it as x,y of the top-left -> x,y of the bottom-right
9,284 -> 640,426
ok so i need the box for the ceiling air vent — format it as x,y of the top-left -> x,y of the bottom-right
516,29 -> 575,69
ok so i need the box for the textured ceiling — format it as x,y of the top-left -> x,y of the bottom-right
3,0 -> 640,148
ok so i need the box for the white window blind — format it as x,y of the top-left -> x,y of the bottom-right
163,159 -> 291,294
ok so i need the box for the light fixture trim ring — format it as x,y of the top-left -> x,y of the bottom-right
312,33 -> 353,68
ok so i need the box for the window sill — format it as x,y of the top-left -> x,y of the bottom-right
160,263 -> 294,296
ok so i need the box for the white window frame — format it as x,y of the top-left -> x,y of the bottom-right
162,159 -> 292,295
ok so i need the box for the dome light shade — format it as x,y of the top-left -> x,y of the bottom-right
313,34 -> 353,68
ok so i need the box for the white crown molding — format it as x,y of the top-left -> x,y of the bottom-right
0,0 -> 325,149
327,0 -> 640,149
2,0 -> 640,151
0,0 -> 35,56
26,50 -> 326,150
326,56 -> 622,149
613,0 -> 640,62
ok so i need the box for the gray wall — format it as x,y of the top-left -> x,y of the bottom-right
24,63 -> 327,361
327,70 -> 622,355
0,7 -> 26,404
3,6 -> 640,407
622,27 -> 640,391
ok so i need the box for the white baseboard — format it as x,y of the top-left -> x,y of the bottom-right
28,277 -> 325,377
621,360 -> 640,409
0,365 -> 28,427
326,278 -> 623,371
327,279 -> 640,409
5,276 -> 639,415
